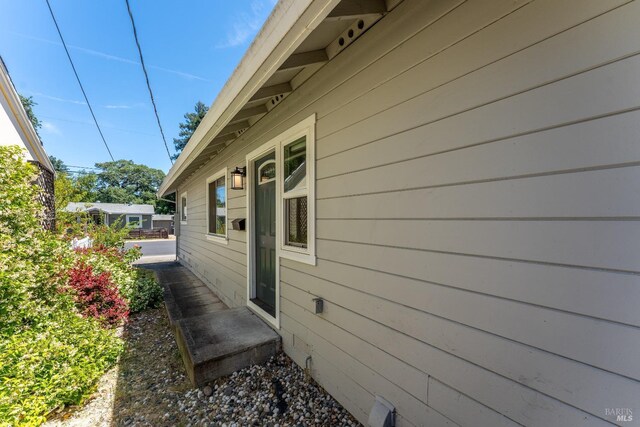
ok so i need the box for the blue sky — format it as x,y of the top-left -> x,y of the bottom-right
0,0 -> 276,173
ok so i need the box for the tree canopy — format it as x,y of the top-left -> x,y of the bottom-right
19,94 -> 42,138
172,101 -> 208,160
53,159 -> 173,214
49,156 -> 68,173
93,160 -> 165,204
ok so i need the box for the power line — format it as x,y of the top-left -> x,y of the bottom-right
124,0 -> 174,164
40,114 -> 159,137
66,165 -> 99,170
44,0 -> 115,161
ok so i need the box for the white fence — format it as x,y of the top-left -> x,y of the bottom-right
71,236 -> 93,249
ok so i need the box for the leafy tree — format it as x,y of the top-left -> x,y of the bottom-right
54,173 -> 84,211
19,94 -> 42,138
49,156 -> 69,173
74,172 -> 99,201
93,160 -> 170,212
156,192 -> 175,215
50,156 -> 174,214
172,101 -> 208,160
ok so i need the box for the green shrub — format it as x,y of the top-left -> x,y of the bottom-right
128,268 -> 164,313
73,245 -> 161,313
56,213 -> 134,250
0,146 -> 125,425
0,312 -> 122,426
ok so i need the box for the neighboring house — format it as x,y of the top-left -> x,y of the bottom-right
0,56 -> 56,230
64,202 -> 154,230
158,1 -> 639,426
152,214 -> 174,234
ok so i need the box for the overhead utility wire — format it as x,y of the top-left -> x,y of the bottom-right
65,165 -> 99,170
124,0 -> 174,164
44,0 -> 115,161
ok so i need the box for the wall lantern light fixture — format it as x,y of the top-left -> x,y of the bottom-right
231,166 -> 246,190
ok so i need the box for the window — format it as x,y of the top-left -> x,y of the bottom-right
258,160 -> 276,184
126,215 -> 143,229
206,169 -> 227,243
279,114 -> 315,264
283,137 -> 307,247
180,192 -> 187,223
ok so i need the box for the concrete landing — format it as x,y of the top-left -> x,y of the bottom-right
176,307 -> 281,386
149,262 -> 280,386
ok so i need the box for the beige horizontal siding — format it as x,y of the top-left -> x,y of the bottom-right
281,262 -> 640,416
175,0 -> 640,425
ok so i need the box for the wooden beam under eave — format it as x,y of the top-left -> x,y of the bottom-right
229,105 -> 268,123
219,120 -> 250,136
278,50 -> 329,71
249,82 -> 292,102
325,0 -> 386,21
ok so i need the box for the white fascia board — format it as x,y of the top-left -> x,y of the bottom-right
0,60 -> 55,174
158,0 -> 340,196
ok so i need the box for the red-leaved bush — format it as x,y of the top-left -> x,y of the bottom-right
67,263 -> 129,325
75,244 -> 124,261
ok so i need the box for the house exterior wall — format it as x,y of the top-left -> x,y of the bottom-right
29,161 -> 55,230
108,214 -> 152,230
176,0 -> 640,425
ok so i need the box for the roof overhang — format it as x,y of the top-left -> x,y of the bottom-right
0,57 -> 55,174
159,0 -> 397,196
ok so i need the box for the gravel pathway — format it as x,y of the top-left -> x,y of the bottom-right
45,308 -> 360,427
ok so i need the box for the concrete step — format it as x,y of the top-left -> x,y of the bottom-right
175,307 -> 281,386
148,262 -> 281,386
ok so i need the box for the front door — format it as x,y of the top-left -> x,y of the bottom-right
253,152 -> 277,316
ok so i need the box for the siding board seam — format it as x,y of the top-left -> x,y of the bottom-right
280,287 -> 609,424
180,240 -> 246,273
316,5 -> 637,161
317,217 -> 640,222
316,142 -> 640,199
314,0 -> 535,124
281,262 -> 640,330
280,306 -> 457,426
428,377 -> 526,427
318,107 -> 640,182
179,241 -> 247,281
282,271 -> 640,381
181,236 -> 247,260
279,313 -> 379,422
315,238 -> 640,277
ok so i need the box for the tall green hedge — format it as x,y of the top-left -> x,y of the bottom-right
0,146 -> 123,425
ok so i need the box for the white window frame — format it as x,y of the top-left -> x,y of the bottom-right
278,114 -> 316,265
126,214 -> 143,229
244,114 -> 316,329
180,191 -> 188,224
205,168 -> 228,245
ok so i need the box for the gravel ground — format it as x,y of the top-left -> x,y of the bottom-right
45,308 -> 360,427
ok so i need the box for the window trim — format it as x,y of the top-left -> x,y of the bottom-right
126,214 -> 143,229
180,191 -> 188,224
244,114 -> 316,329
205,168 -> 228,245
278,114 -> 316,265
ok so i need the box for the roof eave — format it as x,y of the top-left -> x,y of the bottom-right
0,57 -> 55,174
158,0 -> 340,197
